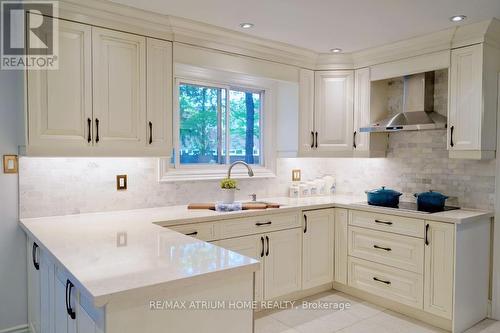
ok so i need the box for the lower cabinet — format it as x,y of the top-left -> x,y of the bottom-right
302,209 -> 334,289
215,228 -> 302,301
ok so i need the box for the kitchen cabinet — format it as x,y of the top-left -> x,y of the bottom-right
27,19 -> 93,156
423,221 -> 454,319
27,239 -> 41,333
92,28 -> 147,153
25,18 -> 173,157
302,209 -> 334,289
448,43 -> 500,159
334,208 -> 348,285
314,70 -> 354,153
298,69 -> 315,155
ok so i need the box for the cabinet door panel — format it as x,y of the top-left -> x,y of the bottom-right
424,221 -> 454,319
27,239 -> 41,333
314,70 -> 354,152
265,228 -> 302,299
353,68 -> 370,152
213,235 -> 264,302
298,69 -> 315,155
334,209 -> 348,284
146,38 -> 172,155
302,209 -> 334,289
93,28 -> 146,151
27,19 -> 92,155
449,44 -> 483,151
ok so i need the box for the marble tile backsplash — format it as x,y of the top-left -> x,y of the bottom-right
19,128 -> 495,218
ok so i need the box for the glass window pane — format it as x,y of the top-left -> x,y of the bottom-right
179,84 -> 222,164
229,89 -> 261,165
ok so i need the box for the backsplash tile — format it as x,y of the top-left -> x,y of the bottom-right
19,129 -> 495,218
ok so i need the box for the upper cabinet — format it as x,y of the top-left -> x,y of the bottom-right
448,43 -> 500,159
26,19 -> 172,157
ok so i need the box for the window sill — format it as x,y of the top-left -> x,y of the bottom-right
158,161 -> 276,182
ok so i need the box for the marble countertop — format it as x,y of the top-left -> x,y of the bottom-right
19,194 -> 493,307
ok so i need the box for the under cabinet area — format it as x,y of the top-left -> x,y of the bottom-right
25,17 -> 173,157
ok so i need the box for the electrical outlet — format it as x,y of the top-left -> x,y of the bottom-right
116,175 -> 127,190
292,169 -> 301,182
3,155 -> 18,174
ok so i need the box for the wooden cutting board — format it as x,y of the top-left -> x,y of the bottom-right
188,202 -> 280,210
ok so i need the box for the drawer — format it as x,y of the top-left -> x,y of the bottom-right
214,212 -> 301,240
348,257 -> 423,309
168,222 -> 215,241
348,226 -> 424,274
349,210 -> 424,238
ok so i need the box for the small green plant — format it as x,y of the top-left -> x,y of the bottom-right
220,178 -> 239,190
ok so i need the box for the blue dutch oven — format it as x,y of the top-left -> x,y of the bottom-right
365,186 -> 402,207
414,190 -> 448,213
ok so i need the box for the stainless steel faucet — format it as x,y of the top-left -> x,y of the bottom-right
227,161 -> 254,179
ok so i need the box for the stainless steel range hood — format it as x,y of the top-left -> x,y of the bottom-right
359,72 -> 447,133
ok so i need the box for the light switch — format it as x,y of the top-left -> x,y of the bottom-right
292,169 -> 301,182
3,155 -> 18,174
116,175 -> 127,190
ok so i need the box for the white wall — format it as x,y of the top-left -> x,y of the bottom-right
0,69 -> 27,328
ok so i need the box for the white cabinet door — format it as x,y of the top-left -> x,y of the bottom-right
55,270 -> 77,333
92,27 -> 146,153
27,19 -> 92,156
314,70 -> 354,152
298,69 -> 315,155
353,68 -> 370,153
27,240 -> 41,333
424,221 -> 454,319
265,228 -> 302,299
213,235 -> 265,302
146,38 -> 173,156
449,44 -> 483,151
302,209 -> 334,289
334,208 -> 348,284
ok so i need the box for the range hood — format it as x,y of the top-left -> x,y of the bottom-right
360,72 -> 447,133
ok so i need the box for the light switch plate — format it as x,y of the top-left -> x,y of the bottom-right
292,169 -> 301,182
116,175 -> 127,190
3,155 -> 18,174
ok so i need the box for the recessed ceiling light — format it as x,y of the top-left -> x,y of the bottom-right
450,15 -> 467,22
240,23 -> 254,29
330,48 -> 342,53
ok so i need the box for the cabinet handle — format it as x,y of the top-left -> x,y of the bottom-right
65,280 -> 76,320
303,214 -> 308,233
32,242 -> 40,270
425,224 -> 430,246
373,277 -> 391,285
353,131 -> 357,149
260,237 -> 265,257
315,132 -> 318,148
149,121 -> 153,144
95,118 -> 100,143
373,244 -> 392,252
265,236 -> 270,256
310,131 -> 315,148
450,125 -> 454,147
256,221 -> 272,226
374,219 -> 393,225
87,118 -> 92,143
185,231 -> 198,236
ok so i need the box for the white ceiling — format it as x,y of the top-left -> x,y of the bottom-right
110,0 -> 500,53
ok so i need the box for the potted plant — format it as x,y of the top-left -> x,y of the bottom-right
220,178 -> 239,204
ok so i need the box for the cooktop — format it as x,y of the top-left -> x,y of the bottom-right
357,202 -> 460,214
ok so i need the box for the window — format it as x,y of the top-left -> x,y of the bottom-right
174,81 -> 263,166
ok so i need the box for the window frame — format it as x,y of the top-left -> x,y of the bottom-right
159,65 -> 277,182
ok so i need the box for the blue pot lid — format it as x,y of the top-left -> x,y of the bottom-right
414,190 -> 449,199
365,186 -> 402,196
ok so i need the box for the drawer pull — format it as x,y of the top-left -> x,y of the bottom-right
373,277 -> 391,285
303,214 -> 308,233
256,221 -> 272,226
425,224 -> 430,245
373,245 -> 392,251
265,236 -> 270,256
185,231 -> 198,236
260,237 -> 265,257
32,242 -> 40,270
374,219 -> 393,225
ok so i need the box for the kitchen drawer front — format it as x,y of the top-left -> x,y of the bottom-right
349,210 -> 424,238
168,222 -> 215,241
348,257 -> 423,309
348,226 -> 424,274
214,212 -> 301,240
